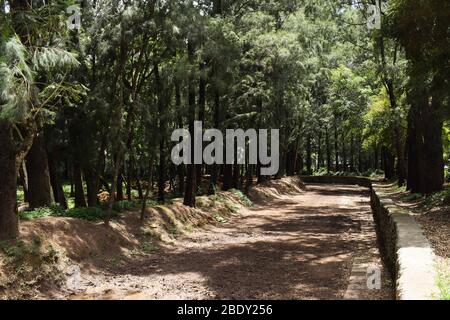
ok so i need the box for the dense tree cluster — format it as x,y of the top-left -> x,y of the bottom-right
0,0 -> 448,240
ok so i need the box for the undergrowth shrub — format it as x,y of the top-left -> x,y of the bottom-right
229,189 -> 253,207
404,193 -> 423,202
19,198 -> 158,222
59,207 -> 110,221
112,200 -> 144,212
313,168 -> 328,176
425,188 -> 450,206
19,204 -> 64,220
362,169 -> 384,178
19,205 -> 117,222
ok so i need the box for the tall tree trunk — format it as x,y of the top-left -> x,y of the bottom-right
222,102 -> 233,190
306,134 -> 312,175
196,62 -> 206,186
0,121 -> 19,240
208,90 -> 219,195
342,132 -> 347,172
19,161 -> 29,203
326,126 -> 331,173
126,159 -> 133,201
422,97 -> 445,193
209,0 -> 223,193
104,30 -> 129,225
175,81 -> 185,196
73,161 -> 87,207
317,130 -> 322,170
408,89 -> 445,194
213,0 -> 222,14
26,133 -> 53,208
140,158 -> 154,221
85,137 -> 106,207
358,136 -> 363,173
136,176 -> 144,199
85,169 -> 98,207
286,141 -> 297,176
383,146 -> 395,180
116,170 -> 124,201
183,40 -> 197,207
155,63 -> 166,203
233,164 -> 241,189
245,164 -> 253,193
373,145 -> 379,170
223,164 -> 233,191
349,134 -> 354,172
386,80 -> 407,186
334,118 -> 339,171
47,147 -> 68,209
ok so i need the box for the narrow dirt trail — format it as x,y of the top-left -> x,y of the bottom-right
71,184 -> 393,300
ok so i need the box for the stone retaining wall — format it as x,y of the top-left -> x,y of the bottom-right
301,175 -> 438,300
301,175 -> 372,188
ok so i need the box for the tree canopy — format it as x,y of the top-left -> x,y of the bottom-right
0,0 -> 448,240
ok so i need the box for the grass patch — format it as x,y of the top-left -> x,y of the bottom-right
16,187 -> 25,204
0,236 -> 58,265
19,205 -> 63,220
436,260 -> 450,300
58,207 -> 111,221
224,201 -> 240,213
394,185 -> 407,193
212,213 -> 228,224
19,205 -> 117,222
425,188 -> 450,206
184,225 -> 195,233
17,193 -> 154,222
362,169 -> 384,178
169,226 -> 180,237
195,197 -> 209,208
311,169 -> 384,178
0,239 -> 38,261
139,242 -> 159,254
209,194 -> 224,205
98,198 -> 152,213
229,189 -> 253,207
403,193 -> 423,202
313,168 -> 328,176
143,226 -> 163,240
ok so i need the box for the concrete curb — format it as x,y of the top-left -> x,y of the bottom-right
301,176 -> 438,300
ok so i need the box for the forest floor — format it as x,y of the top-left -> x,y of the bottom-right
67,181 -> 391,300
1,178 -> 393,300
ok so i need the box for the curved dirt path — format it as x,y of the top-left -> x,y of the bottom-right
71,184 -> 393,300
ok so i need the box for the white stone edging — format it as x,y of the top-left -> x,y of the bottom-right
371,185 -> 438,300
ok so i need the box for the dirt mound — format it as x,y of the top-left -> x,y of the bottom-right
1,178 -> 303,299
248,176 -> 305,203
20,195 -> 246,266
0,191 -> 249,299
0,233 -> 71,299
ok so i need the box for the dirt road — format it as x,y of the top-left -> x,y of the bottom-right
70,184 -> 393,300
